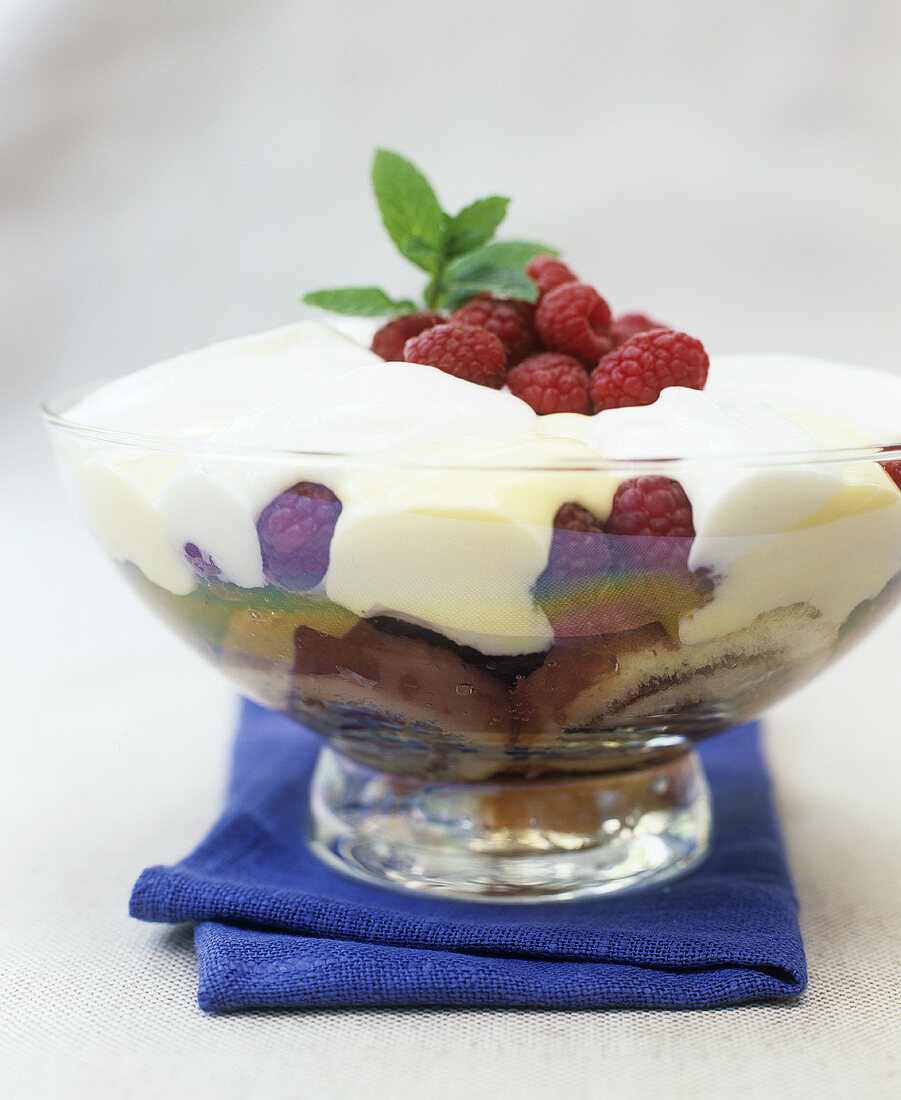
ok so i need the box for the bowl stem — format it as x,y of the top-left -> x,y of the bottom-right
307,742 -> 712,902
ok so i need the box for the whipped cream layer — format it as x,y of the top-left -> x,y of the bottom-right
57,323 -> 901,654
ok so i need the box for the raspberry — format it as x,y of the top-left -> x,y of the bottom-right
257,481 -> 342,590
590,328 -> 709,411
507,353 -> 591,414
371,312 -> 444,361
535,282 -> 613,366
184,542 -> 221,581
608,312 -> 666,348
881,460 -> 901,491
545,502 -> 612,580
535,502 -> 610,599
450,295 -> 538,365
525,254 -> 578,297
606,476 -> 694,538
403,322 -> 506,388
604,476 -> 694,572
536,504 -> 641,638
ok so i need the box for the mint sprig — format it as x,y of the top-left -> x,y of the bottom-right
302,287 -> 417,317
303,149 -> 557,316
371,149 -> 445,273
443,196 -> 510,258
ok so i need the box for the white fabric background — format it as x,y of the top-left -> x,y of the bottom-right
2,2 -> 900,1096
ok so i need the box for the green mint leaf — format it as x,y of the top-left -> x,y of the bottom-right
443,196 -> 510,257
303,287 -> 416,316
443,270 -> 540,310
303,153 -> 558,317
398,234 -> 443,275
445,239 -> 557,283
371,149 -> 447,271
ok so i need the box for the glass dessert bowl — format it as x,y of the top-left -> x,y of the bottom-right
43,332 -> 901,900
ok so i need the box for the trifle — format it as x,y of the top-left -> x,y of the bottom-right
44,153 -> 901,899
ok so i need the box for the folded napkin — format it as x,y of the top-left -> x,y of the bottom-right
131,699 -> 806,1012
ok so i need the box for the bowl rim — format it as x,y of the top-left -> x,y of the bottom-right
41,381 -> 901,472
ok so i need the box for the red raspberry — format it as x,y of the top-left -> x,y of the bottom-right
608,312 -> 666,348
535,282 -> 613,366
257,481 -> 342,590
590,329 -> 709,411
403,322 -> 507,388
881,460 -> 901,491
536,504 -> 635,638
606,477 -> 694,538
605,476 -> 694,572
546,502 -> 613,580
507,353 -> 591,414
535,502 -> 609,595
371,312 -> 444,361
450,295 -> 538,365
525,254 -> 578,297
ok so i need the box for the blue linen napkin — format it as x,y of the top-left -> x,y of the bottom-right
131,699 -> 806,1012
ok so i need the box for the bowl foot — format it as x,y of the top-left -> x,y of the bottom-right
307,742 -> 711,902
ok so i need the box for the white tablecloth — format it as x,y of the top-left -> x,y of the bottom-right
2,2 -> 900,1095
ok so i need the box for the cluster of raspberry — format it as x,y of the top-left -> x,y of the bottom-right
371,253 -> 709,417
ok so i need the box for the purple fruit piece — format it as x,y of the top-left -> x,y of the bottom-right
548,502 -> 613,580
257,481 -> 342,591
535,502 -> 613,599
612,533 -> 693,575
184,542 -> 222,581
